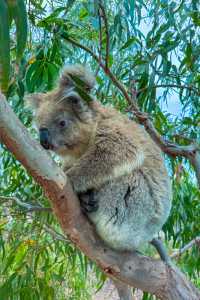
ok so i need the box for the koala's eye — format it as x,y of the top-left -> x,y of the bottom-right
59,120 -> 66,128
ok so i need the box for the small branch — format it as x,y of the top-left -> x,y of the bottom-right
61,35 -> 101,64
138,84 -> 200,96
171,236 -> 200,259
95,8 -> 102,77
171,134 -> 196,144
1,195 -> 68,242
129,77 -> 137,103
26,206 -> 52,212
98,8 -> 102,62
42,223 -> 69,243
98,1 -> 109,71
0,195 -> 52,212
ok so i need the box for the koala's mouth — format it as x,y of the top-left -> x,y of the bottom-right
41,139 -> 76,153
51,142 -> 75,152
64,142 -> 76,149
48,143 -> 55,150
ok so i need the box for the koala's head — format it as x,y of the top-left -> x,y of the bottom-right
25,65 -> 96,157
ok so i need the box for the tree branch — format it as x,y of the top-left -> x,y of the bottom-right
42,223 -> 69,243
0,95 -> 199,299
98,1 -> 110,71
1,195 -> 68,242
138,84 -> 200,95
94,8 -> 103,77
0,195 -> 52,212
171,236 -> 200,259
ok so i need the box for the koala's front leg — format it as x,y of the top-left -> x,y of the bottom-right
65,145 -> 114,193
78,190 -> 99,214
66,132 -> 144,193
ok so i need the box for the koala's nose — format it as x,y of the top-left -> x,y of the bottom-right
39,127 -> 51,150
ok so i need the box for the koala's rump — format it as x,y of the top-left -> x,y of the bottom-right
89,171 -> 171,251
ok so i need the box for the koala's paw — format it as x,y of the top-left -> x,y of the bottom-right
78,189 -> 99,214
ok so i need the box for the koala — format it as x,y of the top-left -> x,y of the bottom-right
26,64 -> 172,256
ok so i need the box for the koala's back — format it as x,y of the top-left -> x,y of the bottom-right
88,104 -> 171,250
89,172 -> 171,251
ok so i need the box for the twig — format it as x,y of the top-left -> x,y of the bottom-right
61,35 -> 101,63
171,134 -> 196,144
129,76 -> 137,103
98,1 -> 109,72
42,223 -> 69,243
171,236 -> 200,258
98,8 -> 102,62
1,195 -> 67,242
95,8 -> 103,77
0,195 -> 52,212
138,84 -> 200,95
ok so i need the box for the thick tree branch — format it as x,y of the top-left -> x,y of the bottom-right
0,95 -> 199,300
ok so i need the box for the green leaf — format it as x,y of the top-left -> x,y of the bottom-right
0,0 -> 10,93
8,0 -> 28,62
120,37 -> 141,50
75,86 -> 94,103
25,61 -> 41,92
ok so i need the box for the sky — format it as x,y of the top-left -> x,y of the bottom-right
139,9 -> 183,118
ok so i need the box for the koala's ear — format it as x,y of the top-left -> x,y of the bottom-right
24,93 -> 44,111
59,73 -> 73,89
67,93 -> 93,120
59,64 -> 96,92
68,93 -> 88,111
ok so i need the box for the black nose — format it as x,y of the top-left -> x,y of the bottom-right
39,127 -> 50,150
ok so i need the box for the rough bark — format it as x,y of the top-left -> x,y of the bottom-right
0,94 -> 199,300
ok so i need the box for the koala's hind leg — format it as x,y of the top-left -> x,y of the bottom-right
78,189 -> 99,214
150,238 -> 172,265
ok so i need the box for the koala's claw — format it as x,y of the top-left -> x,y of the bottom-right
78,190 -> 99,214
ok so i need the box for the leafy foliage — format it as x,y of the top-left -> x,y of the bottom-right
0,0 -> 28,93
0,0 -> 200,299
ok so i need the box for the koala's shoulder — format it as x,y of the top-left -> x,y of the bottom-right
91,103 -> 140,152
93,102 -> 144,139
91,102 -> 162,163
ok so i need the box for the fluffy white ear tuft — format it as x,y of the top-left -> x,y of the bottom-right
59,64 -> 96,91
24,93 -> 44,111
